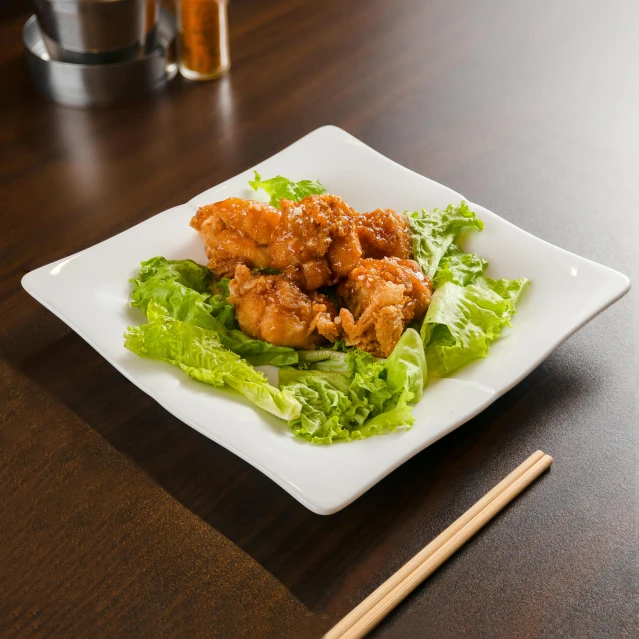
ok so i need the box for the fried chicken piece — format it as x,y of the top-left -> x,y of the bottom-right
338,258 -> 432,357
270,194 -> 362,289
190,198 -> 281,278
228,265 -> 340,349
357,209 -> 412,260
328,228 -> 363,278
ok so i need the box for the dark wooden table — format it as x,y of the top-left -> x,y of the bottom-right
1,1 -> 636,637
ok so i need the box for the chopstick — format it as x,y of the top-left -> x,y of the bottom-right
324,450 -> 553,639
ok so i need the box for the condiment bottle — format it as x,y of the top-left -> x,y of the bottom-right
177,0 -> 230,81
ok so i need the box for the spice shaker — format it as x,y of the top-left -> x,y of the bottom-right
177,0 -> 230,81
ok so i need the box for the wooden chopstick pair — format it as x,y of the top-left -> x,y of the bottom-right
324,450 -> 553,639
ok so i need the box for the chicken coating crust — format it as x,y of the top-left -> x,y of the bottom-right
338,257 -> 432,357
190,198 -> 280,277
357,209 -> 412,260
228,265 -> 340,349
270,194 -> 362,289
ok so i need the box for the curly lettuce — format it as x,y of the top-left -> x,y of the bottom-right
385,327 -> 428,402
279,329 -> 426,444
249,171 -> 325,208
131,256 -> 235,329
433,244 -> 488,288
408,202 -> 526,375
125,304 -> 300,421
408,202 -> 484,279
130,257 -> 297,367
422,276 -> 528,376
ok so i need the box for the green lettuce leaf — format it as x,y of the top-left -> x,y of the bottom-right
249,171 -> 325,208
278,367 -> 350,393
280,333 -> 425,444
295,339 -> 356,372
131,256 -> 235,329
130,257 -> 297,367
213,327 -> 299,367
385,328 -> 428,402
297,349 -> 349,372
125,303 -> 301,421
433,245 -> 488,288
422,276 -> 528,376
408,202 -> 484,279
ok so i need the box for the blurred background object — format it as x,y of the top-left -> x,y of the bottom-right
177,0 -> 229,81
23,0 -> 177,106
32,0 -> 160,64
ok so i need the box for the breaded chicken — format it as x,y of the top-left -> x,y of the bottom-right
192,194 -> 429,357
357,209 -> 412,260
270,194 -> 362,289
228,265 -> 340,349
338,258 -> 432,357
190,198 -> 281,277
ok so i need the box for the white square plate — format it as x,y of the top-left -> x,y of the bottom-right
22,126 -> 630,514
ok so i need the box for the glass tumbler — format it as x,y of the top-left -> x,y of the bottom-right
177,0 -> 230,81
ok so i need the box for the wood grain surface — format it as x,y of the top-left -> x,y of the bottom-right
1,1 -> 636,638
